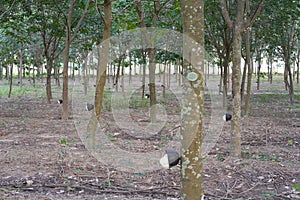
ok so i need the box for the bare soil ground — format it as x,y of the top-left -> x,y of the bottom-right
0,76 -> 299,199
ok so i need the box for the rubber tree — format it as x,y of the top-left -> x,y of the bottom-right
220,0 -> 264,157
257,0 -> 299,105
205,0 -> 233,108
180,0 -> 205,199
135,0 -> 160,123
61,0 -> 91,120
244,0 -> 254,116
86,0 -> 112,148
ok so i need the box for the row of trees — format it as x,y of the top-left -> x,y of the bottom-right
0,0 -> 298,104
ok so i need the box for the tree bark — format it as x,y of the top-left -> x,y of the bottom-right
0,59 -> 2,80
129,53 -> 132,85
82,52 -> 88,95
86,0 -> 112,148
19,49 -> 23,84
61,0 -> 74,120
114,57 -> 122,92
180,0 -> 205,199
94,0 -> 112,120
240,59 -> 247,105
148,48 -> 157,122
297,46 -> 299,84
61,0 -> 91,120
284,49 -> 294,105
46,58 -> 53,103
8,51 -> 14,98
270,58 -> 273,84
136,0 -> 160,122
231,19 -> 243,157
221,0 -> 245,157
256,50 -> 262,90
223,59 -> 229,108
244,10 -> 253,116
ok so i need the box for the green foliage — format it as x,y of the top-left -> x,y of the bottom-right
293,183 -> 300,192
262,191 -> 275,198
108,134 -> 115,142
217,154 -> 225,161
0,84 -> 45,98
161,135 -> 169,142
135,173 -> 145,177
60,138 -> 67,146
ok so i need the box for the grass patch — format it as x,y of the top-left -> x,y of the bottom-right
241,151 -> 280,162
253,93 -> 289,104
0,85 -> 45,98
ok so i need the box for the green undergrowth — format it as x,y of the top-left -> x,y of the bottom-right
0,85 -> 46,98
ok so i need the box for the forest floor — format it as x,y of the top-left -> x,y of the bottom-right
0,75 -> 300,200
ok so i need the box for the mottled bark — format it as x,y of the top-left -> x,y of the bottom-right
231,18 -> 243,157
180,0 -> 205,199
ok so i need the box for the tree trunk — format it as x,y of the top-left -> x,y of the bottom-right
288,64 -> 294,105
87,0 -> 111,148
284,52 -> 294,105
61,0 -> 74,120
72,60 -> 75,80
222,59 -> 228,108
61,0 -> 91,120
115,58 -> 121,92
0,59 -> 3,80
180,0 -> 205,199
219,63 -> 223,94
62,40 -> 71,119
256,51 -> 262,90
142,53 -> 146,97
121,59 -> 125,93
129,53 -> 132,85
231,1 -> 245,157
0,58 -> 3,81
221,0 -> 245,157
82,54 -> 88,95
19,49 -> 23,84
244,22 -> 253,116
46,58 -> 54,103
297,47 -> 299,84
163,61 -> 166,97
168,62 -> 171,87
8,51 -> 14,98
136,0 -> 159,122
94,0 -> 112,120
240,58 -> 247,105
270,59 -> 273,84
148,48 -> 157,123
207,62 -> 210,80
